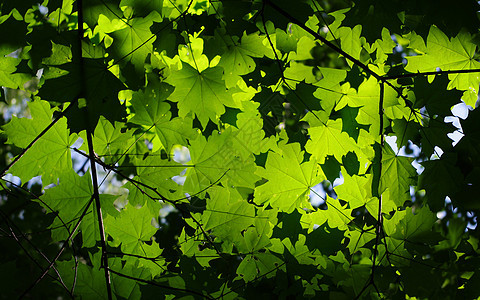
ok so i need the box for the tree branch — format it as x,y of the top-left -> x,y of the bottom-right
76,0 -> 112,298
384,68 -> 480,80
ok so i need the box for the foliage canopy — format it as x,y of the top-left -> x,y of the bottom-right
1,0 -> 480,299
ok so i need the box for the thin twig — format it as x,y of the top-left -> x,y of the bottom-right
0,209 -> 73,298
107,0 -> 195,69
107,267 -> 214,299
19,196 -> 94,298
264,0 -> 383,82
384,68 -> 480,80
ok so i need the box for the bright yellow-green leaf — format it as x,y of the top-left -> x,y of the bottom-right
201,186 -> 255,246
166,63 -> 237,127
301,196 -> 353,230
0,57 -> 31,89
2,100 -> 78,184
304,115 -> 360,164
379,144 -> 417,206
337,25 -> 364,64
405,26 -> 480,107
184,130 -> 260,194
129,86 -> 196,150
105,203 -> 158,254
254,142 -> 324,213
107,12 -> 162,76
218,32 -> 267,87
335,169 -> 373,209
384,206 -> 436,242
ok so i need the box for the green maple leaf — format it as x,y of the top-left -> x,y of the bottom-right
241,217 -> 274,252
105,203 -> 158,254
129,86 -> 196,151
201,186 -> 255,247
308,67 -> 347,106
332,105 -> 370,142
405,26 -> 480,107
120,0 -> 163,17
301,196 -> 353,230
282,235 -> 314,265
236,252 -> 282,283
228,101 -> 272,157
131,242 -> 165,278
57,261 -> 112,299
39,170 -> 93,243
41,41 -> 72,66
337,79 -> 380,135
365,191 -> 399,221
130,154 -> 185,205
2,100 -> 78,184
57,258 -> 148,299
254,141 -> 324,213
3,1 -> 480,298
379,144 -> 417,206
38,170 -> 118,247
276,27 -> 301,53
337,25 -> 364,64
177,219 -> 222,267
166,63 -> 237,128
0,56 -> 31,89
338,77 -> 407,140
183,129 -> 259,194
79,116 -> 134,164
384,206 -> 436,242
335,169 -> 373,209
304,113 -> 362,164
235,207 -> 278,253
106,11 -> 161,77
369,28 -> 397,63
346,225 -> 376,253
217,31 -> 267,86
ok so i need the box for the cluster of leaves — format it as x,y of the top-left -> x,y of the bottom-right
1,0 -> 480,298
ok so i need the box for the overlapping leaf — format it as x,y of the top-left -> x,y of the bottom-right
380,145 -> 417,206
2,100 -> 78,184
406,26 -> 480,107
166,63 -> 238,127
254,141 -> 324,213
129,86 -> 196,151
1,1 -> 480,299
106,12 -> 162,78
104,203 -> 158,254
